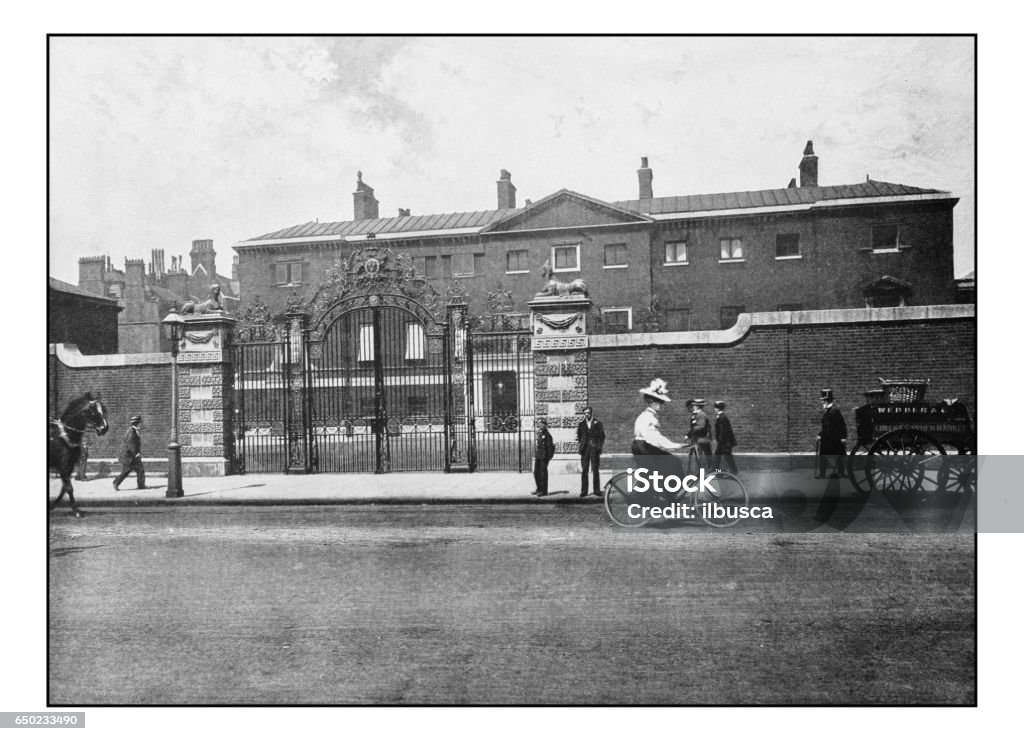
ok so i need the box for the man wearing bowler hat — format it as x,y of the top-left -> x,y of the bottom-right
713,401 -> 738,474
817,389 -> 847,478
113,415 -> 146,491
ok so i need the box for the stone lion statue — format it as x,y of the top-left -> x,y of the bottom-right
533,261 -> 589,299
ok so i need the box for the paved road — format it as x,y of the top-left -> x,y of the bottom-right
49,505 -> 975,705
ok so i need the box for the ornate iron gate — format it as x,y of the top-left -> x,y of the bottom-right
232,244 -> 534,475
470,312 -> 533,472
306,301 -> 451,473
231,319 -> 289,473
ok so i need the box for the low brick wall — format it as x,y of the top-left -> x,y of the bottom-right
589,305 -> 975,454
49,344 -> 174,460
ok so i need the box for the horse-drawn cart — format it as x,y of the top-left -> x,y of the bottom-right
847,378 -> 975,497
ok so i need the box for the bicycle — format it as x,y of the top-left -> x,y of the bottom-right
603,444 -> 750,528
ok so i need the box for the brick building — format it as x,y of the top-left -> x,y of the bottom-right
75,240 -> 239,353
48,277 -> 122,355
234,142 -> 959,330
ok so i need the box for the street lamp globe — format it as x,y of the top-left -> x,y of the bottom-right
162,308 -> 184,344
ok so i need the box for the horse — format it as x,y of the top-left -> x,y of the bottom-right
48,392 -> 109,516
533,261 -> 589,299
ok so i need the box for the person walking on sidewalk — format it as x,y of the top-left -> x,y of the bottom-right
816,389 -> 847,478
532,418 -> 555,497
576,406 -> 605,498
113,415 -> 146,491
713,400 -> 739,474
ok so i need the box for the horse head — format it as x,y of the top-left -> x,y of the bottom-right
66,393 -> 109,436
87,397 -> 109,436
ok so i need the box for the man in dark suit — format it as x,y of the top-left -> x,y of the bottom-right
688,399 -> 713,458
712,400 -> 738,474
532,418 -> 555,497
576,406 -> 606,497
817,389 -> 848,478
113,415 -> 146,491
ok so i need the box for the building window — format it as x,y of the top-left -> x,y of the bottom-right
777,303 -> 803,312
414,255 -> 439,279
107,284 -> 122,299
552,244 -> 580,273
506,249 -> 529,273
775,233 -> 801,259
665,308 -> 690,331
357,323 -> 374,362
871,224 -> 908,253
720,238 -> 744,261
603,243 -> 628,268
452,253 -> 479,277
720,305 -> 745,329
664,241 -> 687,265
274,261 -> 304,286
602,307 -> 632,332
405,322 -> 425,361
441,255 -> 453,278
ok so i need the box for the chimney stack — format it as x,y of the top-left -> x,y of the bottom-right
497,169 -> 517,209
151,248 -> 165,280
398,208 -> 411,218
637,156 -> 653,200
799,140 -> 818,188
353,171 -> 379,221
190,238 -> 216,278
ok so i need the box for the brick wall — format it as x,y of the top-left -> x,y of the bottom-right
651,202 -> 956,330
589,310 -> 975,454
49,350 -> 174,460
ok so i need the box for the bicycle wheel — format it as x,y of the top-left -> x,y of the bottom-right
697,471 -> 749,528
604,472 -> 649,527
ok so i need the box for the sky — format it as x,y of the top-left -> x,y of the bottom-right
49,35 -> 975,283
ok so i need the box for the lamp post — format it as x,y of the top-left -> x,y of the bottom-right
162,308 -> 185,498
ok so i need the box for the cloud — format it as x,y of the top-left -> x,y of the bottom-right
47,36 -> 974,282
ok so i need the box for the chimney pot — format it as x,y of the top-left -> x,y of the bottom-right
497,169 -> 517,209
799,140 -> 819,187
353,172 -> 379,220
637,156 -> 653,200
398,208 -> 411,217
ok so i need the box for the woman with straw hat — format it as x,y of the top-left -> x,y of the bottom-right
633,379 -> 686,479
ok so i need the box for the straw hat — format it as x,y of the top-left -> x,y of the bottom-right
639,378 -> 672,403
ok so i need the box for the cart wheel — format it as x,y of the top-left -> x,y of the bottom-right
603,472 -> 649,527
697,471 -> 750,527
867,429 -> 946,495
942,455 -> 977,498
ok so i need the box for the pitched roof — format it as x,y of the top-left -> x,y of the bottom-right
48,277 -> 121,305
612,180 -> 951,215
239,180 -> 953,245
245,208 -> 521,243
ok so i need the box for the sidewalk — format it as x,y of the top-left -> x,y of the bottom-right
49,469 -> 855,507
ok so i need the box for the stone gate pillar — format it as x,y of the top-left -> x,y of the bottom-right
178,312 -> 237,476
284,308 -> 311,474
529,296 -> 592,474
